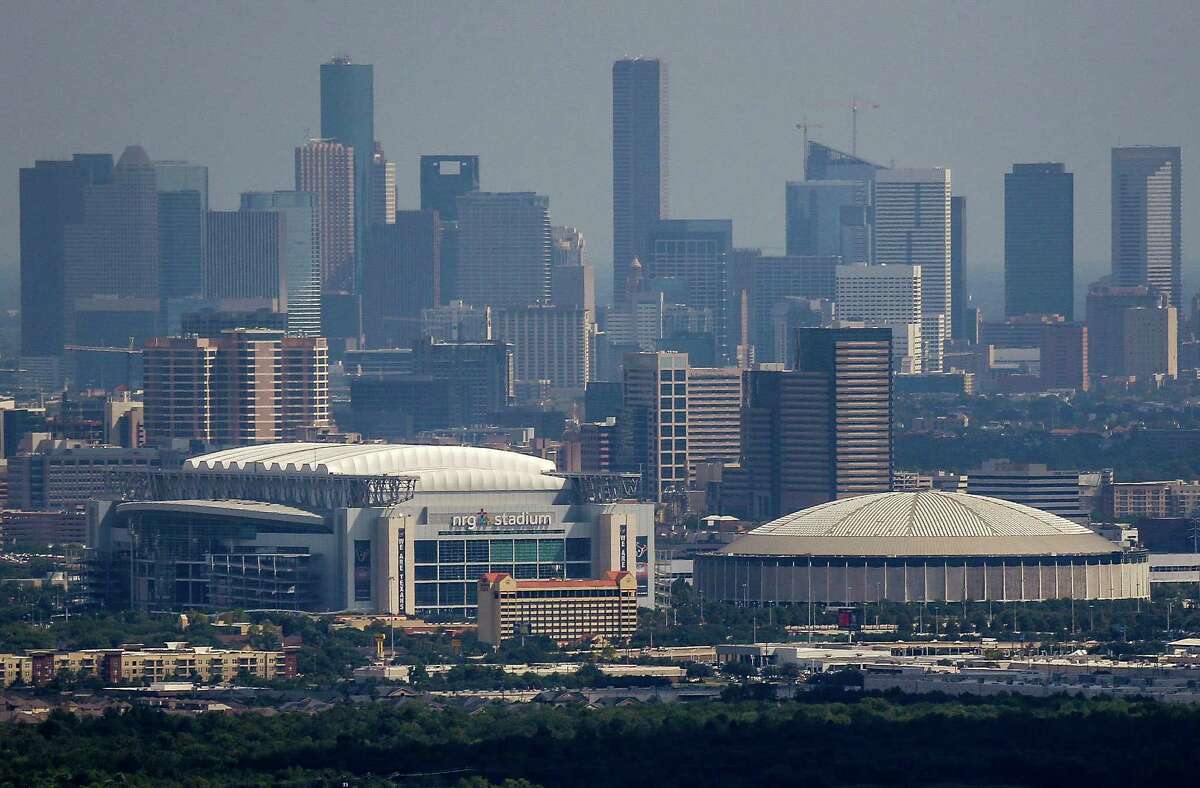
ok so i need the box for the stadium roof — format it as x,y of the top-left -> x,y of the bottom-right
185,443 -> 565,493
719,491 -> 1124,557
116,500 -> 326,525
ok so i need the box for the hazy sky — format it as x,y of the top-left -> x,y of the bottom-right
3,0 -> 1198,307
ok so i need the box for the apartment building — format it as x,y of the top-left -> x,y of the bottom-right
143,330 -> 329,447
0,642 -> 299,687
1106,480 -> 1200,521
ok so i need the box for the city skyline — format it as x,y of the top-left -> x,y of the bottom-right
3,2 -> 1199,309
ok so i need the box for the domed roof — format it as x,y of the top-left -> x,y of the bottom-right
720,491 -> 1123,557
185,442 -> 565,493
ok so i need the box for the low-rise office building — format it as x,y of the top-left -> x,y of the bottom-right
966,459 -> 1089,523
476,570 -> 638,646
0,510 -> 87,550
6,441 -> 162,510
1148,553 -> 1200,584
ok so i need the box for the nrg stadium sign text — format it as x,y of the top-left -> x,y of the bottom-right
449,511 -> 553,529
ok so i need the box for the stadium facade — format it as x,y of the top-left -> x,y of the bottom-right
694,492 -> 1149,605
87,443 -> 654,619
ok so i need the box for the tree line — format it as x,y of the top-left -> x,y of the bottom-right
4,691 -> 1200,786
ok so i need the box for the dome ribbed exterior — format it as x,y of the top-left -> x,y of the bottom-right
696,492 -> 1149,603
750,491 -> 1094,539
718,491 -> 1122,558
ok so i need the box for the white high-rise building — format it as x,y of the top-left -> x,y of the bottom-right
240,191 -> 322,337
603,292 -> 665,351
835,264 -> 922,323
371,142 -> 397,227
1112,147 -> 1182,308
494,305 -> 592,393
421,301 -> 492,342
835,263 -> 923,373
873,168 -> 951,372
685,366 -> 742,480
621,351 -> 689,502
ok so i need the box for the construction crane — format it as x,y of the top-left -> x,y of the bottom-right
794,117 -> 824,179
849,97 -> 880,156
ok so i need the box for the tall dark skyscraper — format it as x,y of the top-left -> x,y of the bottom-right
62,145 -> 160,348
420,155 -> 479,303
950,195 -> 967,339
363,210 -> 441,349
203,211 -> 286,305
241,191 -> 322,337
794,326 -> 892,493
645,219 -> 732,362
1111,146 -> 1182,307
729,249 -> 839,363
1085,279 -> 1165,379
420,156 -> 479,220
741,326 -> 892,519
785,180 -> 871,263
154,161 -> 208,305
19,153 -> 113,358
613,57 -> 667,304
456,192 -> 551,310
1004,163 -> 1074,320
320,56 -> 374,287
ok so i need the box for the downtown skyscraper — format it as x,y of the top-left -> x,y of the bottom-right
240,191 -> 323,337
456,192 -> 551,309
19,153 -> 113,359
1112,146 -> 1182,307
612,57 -> 667,303
203,210 -> 285,305
873,168 -> 951,372
62,145 -> 160,348
154,160 -> 208,307
645,219 -> 733,363
835,263 -> 924,373
363,210 -> 441,348
950,195 -> 967,340
295,140 -> 355,293
371,142 -> 397,226
741,326 -> 893,519
296,139 -> 358,347
1005,163 -> 1074,320
420,155 -> 480,303
320,56 -> 374,283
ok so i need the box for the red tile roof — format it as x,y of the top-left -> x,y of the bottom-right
479,571 -> 632,591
